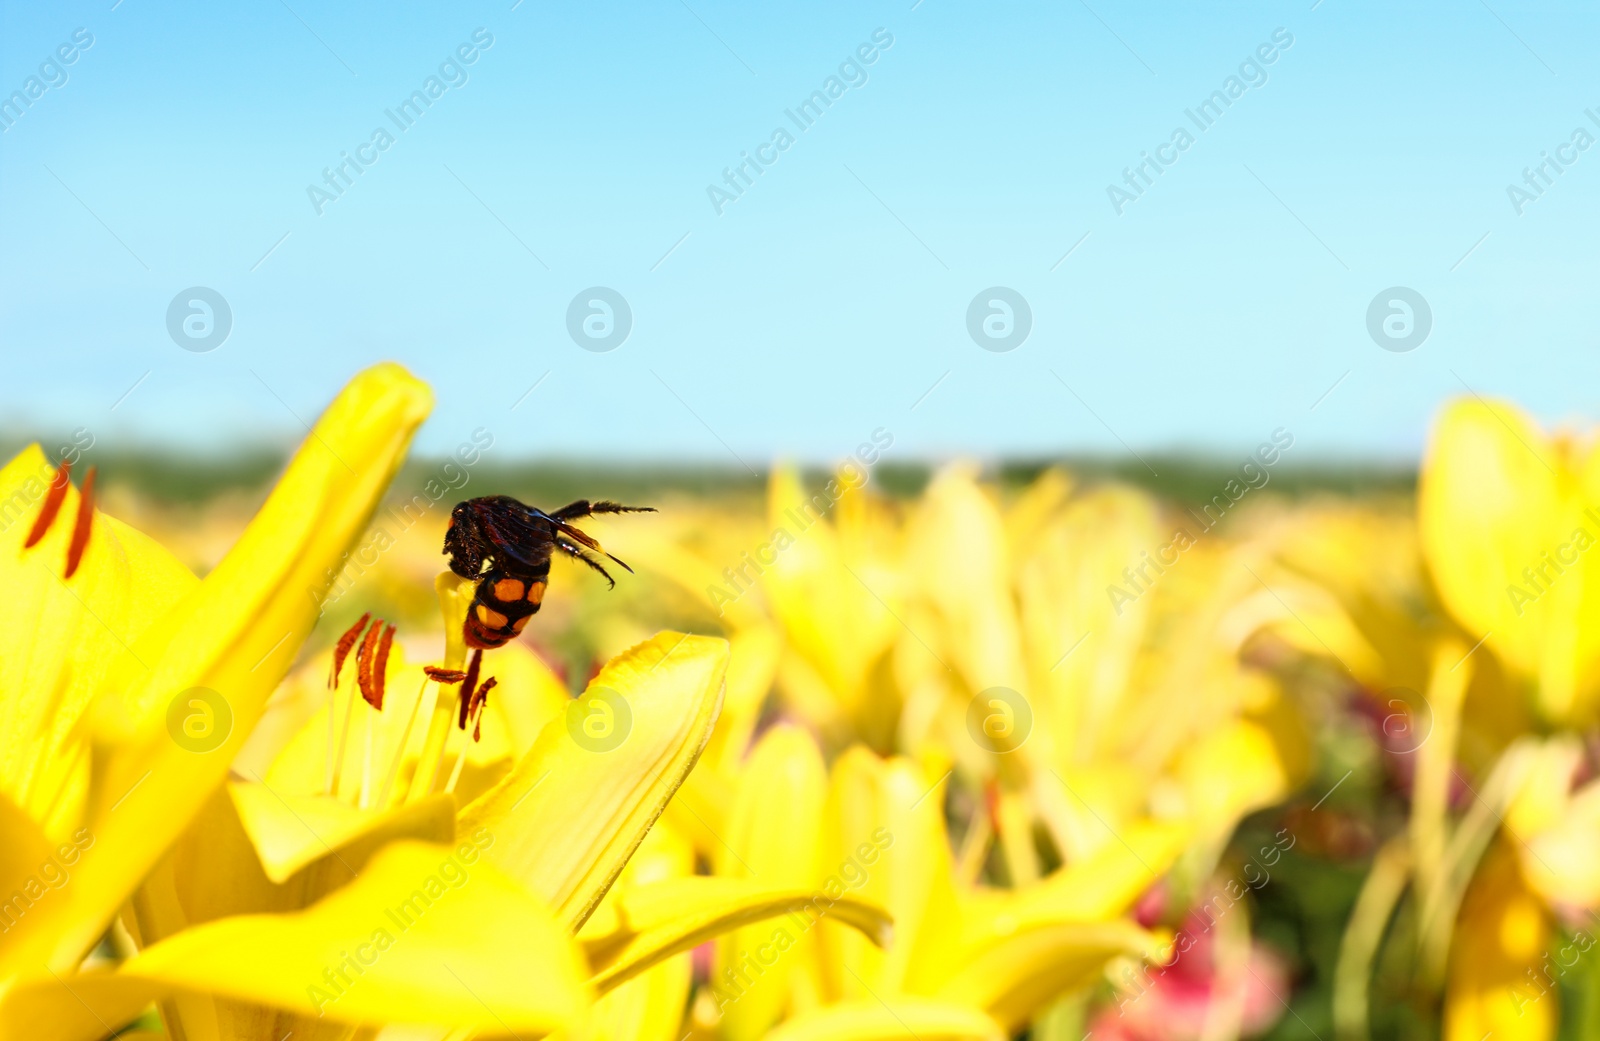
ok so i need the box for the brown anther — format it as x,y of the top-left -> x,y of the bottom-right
366,623 -> 396,710
23,461 -> 72,550
424,666 -> 468,683
457,648 -> 483,730
63,466 -> 97,579
329,612 -> 371,689
355,619 -> 383,709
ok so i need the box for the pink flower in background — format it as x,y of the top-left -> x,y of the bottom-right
1092,908 -> 1291,1041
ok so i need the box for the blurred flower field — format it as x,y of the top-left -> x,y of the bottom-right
2,366 -> 1598,1041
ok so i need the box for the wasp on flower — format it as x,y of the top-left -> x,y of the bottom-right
443,495 -> 654,649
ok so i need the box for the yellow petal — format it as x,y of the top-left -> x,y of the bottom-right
820,747 -> 960,999
0,791 -> 58,913
1009,819 -> 1189,923
1510,741 -> 1600,908
763,465 -> 900,724
907,466 -> 1026,693
585,876 -> 891,996
2,363 -> 433,979
141,841 -> 585,1032
715,723 -> 828,1039
228,782 -> 455,884
703,624 -> 782,776
1419,398 -> 1600,723
0,970 -> 158,1041
460,632 -> 728,929
1444,844 -> 1555,1041
1015,485 -> 1161,769
763,998 -> 1005,1041
1173,716 -> 1297,837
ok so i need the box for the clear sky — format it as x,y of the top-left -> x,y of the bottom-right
3,0 -> 1598,468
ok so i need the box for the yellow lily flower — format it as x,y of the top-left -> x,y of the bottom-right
703,742 -> 1161,1041
757,465 -> 905,746
11,606 -> 890,1037
0,362 -> 431,995
902,466 -> 1305,894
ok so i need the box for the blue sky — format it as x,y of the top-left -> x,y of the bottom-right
3,0 -> 1598,468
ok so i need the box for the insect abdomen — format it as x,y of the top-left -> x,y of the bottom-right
464,565 -> 549,649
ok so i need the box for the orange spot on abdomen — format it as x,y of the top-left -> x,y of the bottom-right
464,615 -> 510,649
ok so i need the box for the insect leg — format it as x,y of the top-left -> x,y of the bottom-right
555,537 -> 619,588
547,500 -> 656,522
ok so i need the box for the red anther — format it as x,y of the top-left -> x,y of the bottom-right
367,623 -> 396,710
353,620 -> 380,709
23,461 -> 72,550
469,675 -> 497,721
329,612 -> 371,689
457,648 -> 483,730
424,666 -> 468,684
63,466 -> 97,579
356,621 -> 383,707
470,677 -> 495,743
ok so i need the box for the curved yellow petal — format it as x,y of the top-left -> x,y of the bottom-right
939,915 -> 1155,1031
460,632 -> 729,929
135,779 -> 443,952
586,876 -> 891,996
565,824 -> 697,1041
763,998 -> 1005,1041
0,362 -> 433,979
131,841 -> 586,1032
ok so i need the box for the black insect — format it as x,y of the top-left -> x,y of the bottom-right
443,496 -> 654,649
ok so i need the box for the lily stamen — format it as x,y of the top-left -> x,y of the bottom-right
63,465 -> 96,578
469,676 -> 496,743
354,621 -> 382,707
22,460 -> 71,550
445,695 -> 489,793
374,673 -> 434,810
456,649 -> 484,731
361,623 -> 396,710
328,612 -> 371,688
326,612 -> 371,795
330,615 -> 385,798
